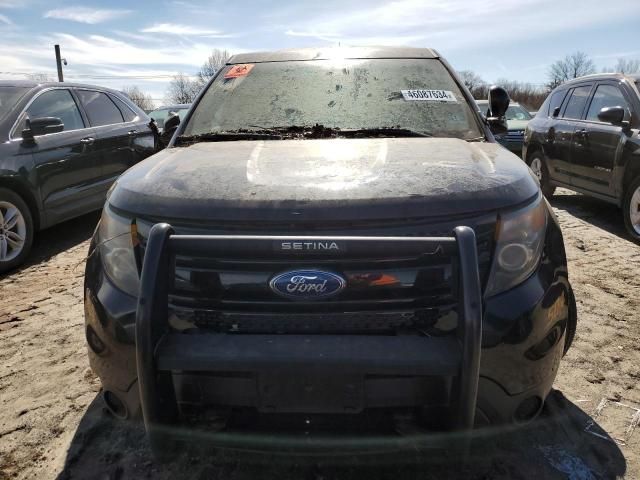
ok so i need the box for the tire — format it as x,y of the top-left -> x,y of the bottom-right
0,188 -> 34,274
563,285 -> 577,356
623,176 -> 640,243
527,152 -> 556,198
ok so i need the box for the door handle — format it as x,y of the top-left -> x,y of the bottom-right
128,129 -> 138,136
80,137 -> 95,145
575,129 -> 588,138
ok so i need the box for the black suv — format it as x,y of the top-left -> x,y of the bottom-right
0,81 -> 157,272
524,73 -> 640,241
84,47 -> 576,455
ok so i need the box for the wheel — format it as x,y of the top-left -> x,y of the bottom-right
563,285 -> 577,355
623,176 -> 640,243
0,188 -> 34,274
527,152 -> 556,198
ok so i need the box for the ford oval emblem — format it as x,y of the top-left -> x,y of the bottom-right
269,269 -> 346,300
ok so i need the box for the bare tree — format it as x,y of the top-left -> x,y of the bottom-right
197,49 -> 231,86
165,73 -> 201,104
493,78 -> 548,110
603,58 -> 640,74
457,70 -> 486,97
122,86 -> 155,111
547,51 -> 596,89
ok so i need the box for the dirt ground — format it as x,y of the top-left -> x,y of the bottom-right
1,189 -> 639,480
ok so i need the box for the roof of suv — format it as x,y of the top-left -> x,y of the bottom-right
559,72 -> 640,88
0,80 -> 125,95
228,46 -> 439,64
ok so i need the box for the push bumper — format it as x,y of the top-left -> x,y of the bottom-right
84,217 -> 572,445
136,225 -> 483,442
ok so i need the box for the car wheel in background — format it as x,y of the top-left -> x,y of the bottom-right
527,153 -> 556,198
0,188 -> 34,274
623,176 -> 640,243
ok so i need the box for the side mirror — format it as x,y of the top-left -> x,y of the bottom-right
22,117 -> 64,139
486,86 -> 510,135
597,106 -> 626,126
159,113 -> 180,147
552,106 -> 561,118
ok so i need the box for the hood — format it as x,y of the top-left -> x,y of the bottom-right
109,137 -> 538,223
507,119 -> 529,131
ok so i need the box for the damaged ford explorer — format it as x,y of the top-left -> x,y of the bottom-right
84,47 -> 577,456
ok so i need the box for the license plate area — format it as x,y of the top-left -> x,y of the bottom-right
258,373 -> 364,414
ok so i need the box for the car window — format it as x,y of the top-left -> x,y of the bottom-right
562,86 -> 592,119
149,108 -> 171,128
25,89 -> 84,133
505,105 -> 532,120
110,95 -> 138,122
76,90 -> 124,126
547,90 -> 567,117
0,86 -> 30,121
184,58 -> 483,140
586,84 -> 630,122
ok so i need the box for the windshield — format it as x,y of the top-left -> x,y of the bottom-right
149,107 -> 190,128
183,58 -> 483,140
505,105 -> 532,121
0,86 -> 30,120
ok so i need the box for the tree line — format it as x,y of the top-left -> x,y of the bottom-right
460,51 -> 640,111
123,50 -> 640,112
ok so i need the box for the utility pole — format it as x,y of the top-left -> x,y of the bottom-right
54,45 -> 64,82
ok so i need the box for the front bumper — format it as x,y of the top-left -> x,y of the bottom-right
84,217 -> 572,440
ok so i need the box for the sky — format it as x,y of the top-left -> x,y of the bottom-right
1,0 -> 639,106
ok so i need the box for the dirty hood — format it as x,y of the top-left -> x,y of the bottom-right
110,137 -> 539,222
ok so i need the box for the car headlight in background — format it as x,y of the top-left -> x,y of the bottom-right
485,194 -> 547,297
97,204 -> 139,295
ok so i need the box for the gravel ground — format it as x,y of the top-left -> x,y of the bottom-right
1,189 -> 639,480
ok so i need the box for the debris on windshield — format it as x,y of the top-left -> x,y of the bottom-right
175,124 -> 432,145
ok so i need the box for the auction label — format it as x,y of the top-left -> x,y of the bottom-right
401,89 -> 457,102
224,64 -> 255,79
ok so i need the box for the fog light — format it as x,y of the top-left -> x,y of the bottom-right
103,390 -> 128,419
514,396 -> 543,423
86,325 -> 106,354
497,243 -> 531,272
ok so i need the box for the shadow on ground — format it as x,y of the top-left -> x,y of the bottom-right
56,390 -> 625,480
0,210 -> 100,281
550,190 -> 633,243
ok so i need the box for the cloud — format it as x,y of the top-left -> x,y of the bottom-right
281,0 -> 640,51
141,23 -> 227,36
44,7 -> 131,24
0,13 -> 11,24
0,0 -> 23,7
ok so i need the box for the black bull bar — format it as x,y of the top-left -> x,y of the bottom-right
135,223 -> 483,452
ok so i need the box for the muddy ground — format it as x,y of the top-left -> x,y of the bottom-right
1,189 -> 639,480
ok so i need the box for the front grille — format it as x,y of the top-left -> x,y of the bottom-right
505,130 -> 524,142
136,216 -> 496,334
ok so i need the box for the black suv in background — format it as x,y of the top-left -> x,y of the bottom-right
0,81 -> 157,272
524,73 -> 640,241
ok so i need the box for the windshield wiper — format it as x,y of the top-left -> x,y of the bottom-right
175,130 -> 283,145
248,124 -> 432,138
176,125 -> 433,145
338,127 -> 432,138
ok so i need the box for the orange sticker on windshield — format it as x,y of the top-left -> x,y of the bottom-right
224,64 -> 254,79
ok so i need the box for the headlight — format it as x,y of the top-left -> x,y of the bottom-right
485,195 -> 547,297
97,204 -> 139,294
